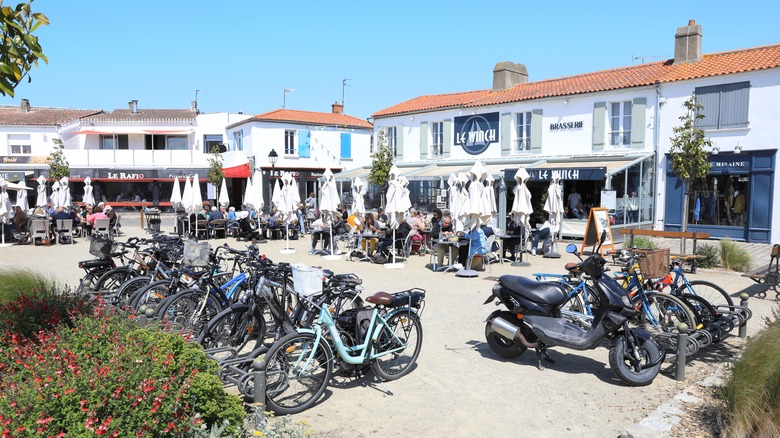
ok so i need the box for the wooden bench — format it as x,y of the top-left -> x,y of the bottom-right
741,244 -> 780,300
620,229 -> 711,273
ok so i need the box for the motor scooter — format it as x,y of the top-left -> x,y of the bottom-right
483,232 -> 663,386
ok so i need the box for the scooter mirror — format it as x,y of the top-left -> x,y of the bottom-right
566,243 -> 578,254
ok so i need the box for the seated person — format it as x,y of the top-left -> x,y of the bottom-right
347,211 -> 363,233
309,217 -> 332,254
501,220 -> 526,260
104,205 -> 120,234
531,216 -> 552,256
208,206 -> 223,222
433,214 -> 458,266
379,218 -> 412,257
12,206 -> 28,236
480,224 -> 501,254
360,213 -> 381,256
458,226 -> 487,268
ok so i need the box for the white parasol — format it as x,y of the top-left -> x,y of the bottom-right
278,172 -> 300,253
510,167 -> 533,230
351,177 -> 365,214
218,179 -> 230,208
191,174 -> 203,238
384,165 -> 410,268
58,177 -> 72,210
456,161 -> 490,277
170,177 -> 181,209
319,168 -> 341,256
243,176 -> 254,209
9,180 -> 32,211
447,173 -> 464,232
543,170 -> 565,258
271,179 -> 282,210
181,176 -> 193,215
35,175 -> 47,207
251,170 -> 264,214
83,177 -> 96,206
482,173 -> 497,226
0,180 -> 11,245
50,180 -> 61,210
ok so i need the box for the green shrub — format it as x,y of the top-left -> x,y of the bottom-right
627,237 -> 655,250
0,269 -> 94,342
721,321 -> 780,437
720,239 -> 752,272
694,243 -> 720,268
0,309 -> 245,436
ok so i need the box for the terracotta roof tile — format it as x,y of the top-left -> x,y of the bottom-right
0,106 -> 102,126
84,108 -> 197,122
248,108 -> 372,130
372,44 -> 780,117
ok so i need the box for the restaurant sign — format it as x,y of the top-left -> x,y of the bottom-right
454,112 -> 499,155
0,155 -> 48,164
505,167 -> 607,181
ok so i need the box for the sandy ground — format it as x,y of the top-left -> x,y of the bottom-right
2,215 -> 775,437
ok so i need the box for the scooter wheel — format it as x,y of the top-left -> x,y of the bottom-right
485,311 -> 529,359
609,335 -> 662,387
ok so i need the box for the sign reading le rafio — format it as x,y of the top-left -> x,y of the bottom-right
454,112 -> 499,155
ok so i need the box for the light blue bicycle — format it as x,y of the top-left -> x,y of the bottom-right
263,288 -> 425,414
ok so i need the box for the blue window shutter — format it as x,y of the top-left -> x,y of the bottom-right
631,98 -> 646,149
664,172 -> 684,231
592,102 -> 606,151
340,133 -> 351,159
298,130 -> 311,158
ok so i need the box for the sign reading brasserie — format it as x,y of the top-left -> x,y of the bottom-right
454,112 -> 499,155
549,121 -> 584,131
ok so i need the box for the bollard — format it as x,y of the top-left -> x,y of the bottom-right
675,323 -> 689,382
738,293 -> 749,339
252,358 -> 266,408
138,314 -> 148,327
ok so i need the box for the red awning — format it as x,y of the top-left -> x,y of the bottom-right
66,129 -> 111,135
143,129 -> 193,134
223,163 -> 251,178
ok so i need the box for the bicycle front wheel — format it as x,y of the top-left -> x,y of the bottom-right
370,310 -> 423,381
198,304 -> 266,352
641,292 -> 698,334
685,280 -> 734,309
156,289 -> 223,338
264,332 -> 333,415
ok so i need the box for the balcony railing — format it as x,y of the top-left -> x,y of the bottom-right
64,149 -> 209,167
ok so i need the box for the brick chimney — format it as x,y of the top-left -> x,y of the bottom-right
492,62 -> 528,91
20,98 -> 30,113
128,100 -> 139,114
674,19 -> 702,64
332,101 -> 343,114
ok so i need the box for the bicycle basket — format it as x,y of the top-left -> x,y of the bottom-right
89,237 -> 117,259
182,240 -> 211,267
291,263 -> 323,297
636,248 -> 670,279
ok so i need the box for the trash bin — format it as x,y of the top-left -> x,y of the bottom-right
146,208 -> 161,233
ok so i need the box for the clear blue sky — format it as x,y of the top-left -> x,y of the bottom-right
1,0 -> 777,121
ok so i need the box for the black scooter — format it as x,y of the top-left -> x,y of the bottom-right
483,232 -> 663,386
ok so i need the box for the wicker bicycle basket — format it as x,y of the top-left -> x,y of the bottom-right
636,248 -> 670,279
182,240 -> 211,267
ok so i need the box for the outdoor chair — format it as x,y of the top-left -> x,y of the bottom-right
209,219 -> 227,239
195,220 -> 209,240
30,219 -> 49,245
94,218 -> 111,240
55,219 -> 74,245
484,234 -> 497,272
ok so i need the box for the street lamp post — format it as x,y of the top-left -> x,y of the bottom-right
268,149 -> 278,210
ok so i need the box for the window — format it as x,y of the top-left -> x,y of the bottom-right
232,130 -> 243,151
515,112 -> 531,152
166,135 -> 188,150
431,122 -> 443,156
101,134 -> 129,150
284,130 -> 296,155
10,144 -> 31,154
688,174 -> 749,227
203,134 -> 224,153
386,127 -> 397,157
695,81 -> 750,130
370,134 -> 374,154
609,101 -> 632,146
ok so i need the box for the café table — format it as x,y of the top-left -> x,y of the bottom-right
495,233 -> 525,263
431,237 -> 468,272
352,232 -> 382,262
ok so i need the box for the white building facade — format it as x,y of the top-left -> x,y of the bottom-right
367,20 -> 780,243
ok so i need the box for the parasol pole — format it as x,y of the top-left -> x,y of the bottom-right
456,223 -> 479,277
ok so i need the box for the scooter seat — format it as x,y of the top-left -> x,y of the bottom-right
498,275 -> 569,307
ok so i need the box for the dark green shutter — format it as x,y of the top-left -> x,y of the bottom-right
500,113 -> 512,156
419,122 -> 428,159
443,119 -> 452,158
592,102 -> 606,151
531,109 -> 543,153
631,98 -> 646,149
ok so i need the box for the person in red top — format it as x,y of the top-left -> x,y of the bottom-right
87,208 -> 108,226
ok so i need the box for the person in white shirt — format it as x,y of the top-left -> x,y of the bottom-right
568,188 -> 582,211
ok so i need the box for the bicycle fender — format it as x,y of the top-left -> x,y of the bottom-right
227,302 -> 250,312
384,307 -> 419,319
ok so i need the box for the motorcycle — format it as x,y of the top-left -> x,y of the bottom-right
483,232 -> 663,386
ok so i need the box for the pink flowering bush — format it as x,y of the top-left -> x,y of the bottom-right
0,307 -> 245,436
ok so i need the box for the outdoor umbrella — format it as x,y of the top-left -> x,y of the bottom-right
271,179 -> 282,210
243,176 -> 254,209
0,180 -> 10,245
447,173 -> 465,233
351,177 -> 365,214
218,179 -> 230,208
83,177 -> 96,206
11,180 -> 31,211
319,168 -> 340,256
482,173 -> 497,227
58,177 -> 72,211
251,170 -> 264,214
278,172 -> 300,253
510,167 -> 533,230
543,170 -> 565,258
169,177 -> 181,209
384,165 -> 409,268
51,180 -> 61,210
35,175 -> 47,207
181,176 -> 193,235
191,174 -> 203,238
456,161 -> 490,277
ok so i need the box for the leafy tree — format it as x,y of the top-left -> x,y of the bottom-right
206,145 -> 224,187
368,128 -> 393,188
669,95 -> 714,232
47,137 -> 69,180
0,1 -> 49,97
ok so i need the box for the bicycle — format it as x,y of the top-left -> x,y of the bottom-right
261,288 -> 425,414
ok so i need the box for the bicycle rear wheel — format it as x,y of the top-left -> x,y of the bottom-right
156,289 -> 223,338
641,292 -> 698,334
198,304 -> 266,351
685,280 -> 734,309
264,331 -> 333,415
371,310 -> 423,381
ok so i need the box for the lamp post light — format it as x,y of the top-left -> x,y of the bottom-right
268,149 -> 278,210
